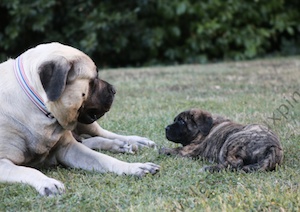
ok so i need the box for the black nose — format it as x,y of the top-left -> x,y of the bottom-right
165,126 -> 170,132
109,85 -> 116,95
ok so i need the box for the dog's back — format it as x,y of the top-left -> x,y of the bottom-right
190,120 -> 244,162
197,121 -> 283,172
217,124 -> 283,172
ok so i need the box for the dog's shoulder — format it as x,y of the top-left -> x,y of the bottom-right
205,115 -> 244,142
212,114 -> 231,125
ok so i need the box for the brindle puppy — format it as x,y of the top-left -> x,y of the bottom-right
160,109 -> 283,172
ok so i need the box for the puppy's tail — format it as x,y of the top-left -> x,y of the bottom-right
242,145 -> 283,172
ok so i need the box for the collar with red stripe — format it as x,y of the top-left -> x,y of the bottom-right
14,56 -> 54,119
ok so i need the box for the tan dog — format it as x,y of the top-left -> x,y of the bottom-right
0,42 -> 159,196
160,109 -> 283,172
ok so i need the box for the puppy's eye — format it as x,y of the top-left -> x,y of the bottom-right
179,119 -> 186,125
82,93 -> 85,97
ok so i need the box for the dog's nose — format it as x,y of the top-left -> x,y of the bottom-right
165,126 -> 170,132
109,85 -> 116,95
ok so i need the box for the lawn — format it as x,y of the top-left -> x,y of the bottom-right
1,57 -> 299,211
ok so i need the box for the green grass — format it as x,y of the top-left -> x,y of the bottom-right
1,57 -> 299,211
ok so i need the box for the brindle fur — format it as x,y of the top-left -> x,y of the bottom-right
160,109 -> 283,172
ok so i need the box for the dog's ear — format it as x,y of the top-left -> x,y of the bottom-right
197,112 -> 213,136
39,57 -> 71,101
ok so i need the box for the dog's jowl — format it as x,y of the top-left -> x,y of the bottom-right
160,109 -> 283,172
0,42 -> 159,196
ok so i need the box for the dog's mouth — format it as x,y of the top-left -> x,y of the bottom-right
165,125 -> 181,143
78,107 -> 109,124
77,94 -> 114,124
77,78 -> 115,124
165,124 -> 192,146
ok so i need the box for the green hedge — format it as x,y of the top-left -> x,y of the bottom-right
0,0 -> 299,67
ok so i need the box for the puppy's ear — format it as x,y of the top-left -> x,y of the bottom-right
39,57 -> 71,101
198,112 -> 213,136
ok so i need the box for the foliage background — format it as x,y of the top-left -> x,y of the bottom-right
0,0 -> 299,67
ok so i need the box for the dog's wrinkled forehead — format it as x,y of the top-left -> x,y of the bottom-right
176,109 -> 211,123
33,42 -> 98,80
176,109 -> 201,121
190,109 -> 202,118
174,111 -> 188,122
190,108 -> 210,118
173,111 -> 191,126
70,56 -> 98,79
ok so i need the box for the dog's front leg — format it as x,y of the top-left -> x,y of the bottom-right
159,143 -> 201,158
159,147 -> 183,156
80,136 -> 136,154
0,159 -> 65,196
76,122 -> 156,149
56,132 -> 160,177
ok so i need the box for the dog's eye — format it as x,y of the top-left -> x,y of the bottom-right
82,93 -> 85,97
178,119 -> 186,125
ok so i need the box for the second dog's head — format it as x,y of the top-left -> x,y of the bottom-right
165,109 -> 213,146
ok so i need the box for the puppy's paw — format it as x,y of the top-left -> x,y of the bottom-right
158,147 -> 170,155
36,177 -> 65,196
199,165 -> 223,173
124,136 -> 157,149
158,147 -> 179,156
127,162 -> 160,177
199,165 -> 210,173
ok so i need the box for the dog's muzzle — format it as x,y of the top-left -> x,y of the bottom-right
78,79 -> 115,124
165,125 -> 176,142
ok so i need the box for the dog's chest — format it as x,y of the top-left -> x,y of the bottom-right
14,117 -> 63,156
23,123 -> 65,165
27,122 -> 64,152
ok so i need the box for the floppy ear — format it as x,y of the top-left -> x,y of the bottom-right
39,57 -> 71,101
198,112 -> 213,136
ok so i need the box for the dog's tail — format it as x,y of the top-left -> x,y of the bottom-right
242,145 -> 283,172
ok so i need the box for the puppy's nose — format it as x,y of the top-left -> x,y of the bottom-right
109,85 -> 116,95
165,126 -> 170,132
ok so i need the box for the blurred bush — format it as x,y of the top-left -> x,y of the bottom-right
0,0 -> 299,67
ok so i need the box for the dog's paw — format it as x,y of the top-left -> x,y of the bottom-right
112,139 -> 138,154
199,165 -> 223,173
158,147 -> 170,155
199,165 -> 210,173
80,137 -> 138,154
36,177 -> 65,196
127,162 -> 160,177
124,136 -> 157,149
